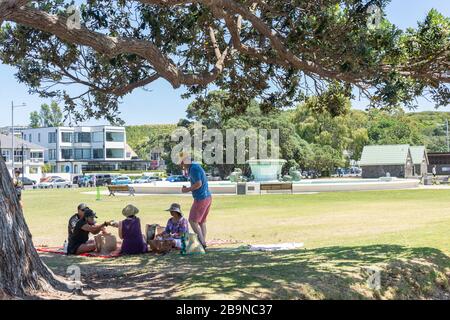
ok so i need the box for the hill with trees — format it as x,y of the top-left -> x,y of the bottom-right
125,93 -> 450,177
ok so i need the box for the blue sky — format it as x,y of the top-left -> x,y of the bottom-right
0,1 -> 449,127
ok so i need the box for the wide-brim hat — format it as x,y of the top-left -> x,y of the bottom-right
165,203 -> 183,216
178,152 -> 192,165
122,204 -> 139,217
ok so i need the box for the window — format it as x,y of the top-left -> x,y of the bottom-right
48,149 -> 57,160
75,132 -> 91,143
1,150 -> 10,161
61,132 -> 73,143
38,133 -> 41,142
93,149 -> 104,159
74,148 -> 91,160
30,152 -> 43,159
151,152 -> 161,161
61,149 -> 73,160
106,132 -> 124,142
92,132 -> 104,143
29,134 -> 32,142
13,150 -> 23,163
48,132 -> 56,143
106,148 -> 124,158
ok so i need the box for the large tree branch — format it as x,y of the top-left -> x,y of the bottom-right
138,0 -> 369,85
0,0 -> 27,23
5,4 -> 226,88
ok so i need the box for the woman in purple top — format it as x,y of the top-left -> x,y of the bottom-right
118,204 -> 148,255
159,203 -> 189,248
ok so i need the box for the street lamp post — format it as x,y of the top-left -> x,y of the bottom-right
10,101 -> 27,176
446,119 -> 449,153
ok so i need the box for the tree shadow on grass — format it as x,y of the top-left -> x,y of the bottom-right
40,245 -> 450,300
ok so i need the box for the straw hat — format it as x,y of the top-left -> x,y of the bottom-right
122,204 -> 139,217
179,151 -> 192,165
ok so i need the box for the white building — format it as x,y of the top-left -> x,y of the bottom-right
21,126 -> 146,174
0,133 -> 45,181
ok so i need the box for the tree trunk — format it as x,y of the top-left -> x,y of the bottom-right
0,157 -> 59,298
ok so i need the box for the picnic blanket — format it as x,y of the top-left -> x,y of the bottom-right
206,239 -> 243,246
214,242 -> 305,253
248,242 -> 305,252
36,246 -> 120,259
35,239 -> 241,258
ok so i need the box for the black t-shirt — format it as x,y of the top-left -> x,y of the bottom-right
67,218 -> 89,254
68,213 -> 81,239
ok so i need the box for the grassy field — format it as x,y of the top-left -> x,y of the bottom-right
22,188 -> 450,300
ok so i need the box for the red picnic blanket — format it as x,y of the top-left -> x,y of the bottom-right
36,239 -> 242,259
36,246 -> 120,259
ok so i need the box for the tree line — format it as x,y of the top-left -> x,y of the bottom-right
126,91 -> 450,178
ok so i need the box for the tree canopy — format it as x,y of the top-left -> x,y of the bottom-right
0,0 -> 449,123
29,101 -> 65,128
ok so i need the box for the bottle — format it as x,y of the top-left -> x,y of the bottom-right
180,232 -> 187,255
63,240 -> 68,254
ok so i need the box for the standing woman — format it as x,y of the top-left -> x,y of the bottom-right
12,169 -> 23,208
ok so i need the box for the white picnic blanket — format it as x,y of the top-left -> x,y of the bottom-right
249,242 -> 305,252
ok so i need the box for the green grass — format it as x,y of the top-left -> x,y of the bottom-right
23,188 -> 450,299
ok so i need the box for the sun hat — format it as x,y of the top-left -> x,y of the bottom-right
165,203 -> 183,216
122,204 -> 139,217
179,152 -> 192,165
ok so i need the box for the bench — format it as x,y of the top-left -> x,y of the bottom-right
107,185 -> 135,196
260,182 -> 293,194
439,176 -> 450,185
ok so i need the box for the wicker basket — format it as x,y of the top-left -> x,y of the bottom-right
148,240 -> 173,254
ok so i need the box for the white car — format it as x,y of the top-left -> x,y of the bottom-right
38,178 -> 72,189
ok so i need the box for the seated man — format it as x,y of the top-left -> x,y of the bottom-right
68,203 -> 87,240
67,208 -> 109,255
158,203 -> 189,249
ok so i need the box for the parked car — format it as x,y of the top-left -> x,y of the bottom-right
77,175 -> 93,187
134,176 -> 162,184
19,176 -> 37,186
206,174 -> 221,181
38,178 -> 72,189
40,176 -> 62,183
166,175 -> 189,183
72,175 -> 82,185
111,176 -> 132,185
92,174 -> 113,186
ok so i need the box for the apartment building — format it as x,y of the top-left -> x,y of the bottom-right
0,133 -> 45,180
21,126 -> 146,174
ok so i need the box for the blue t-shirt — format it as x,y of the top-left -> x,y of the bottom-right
189,163 -> 211,200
